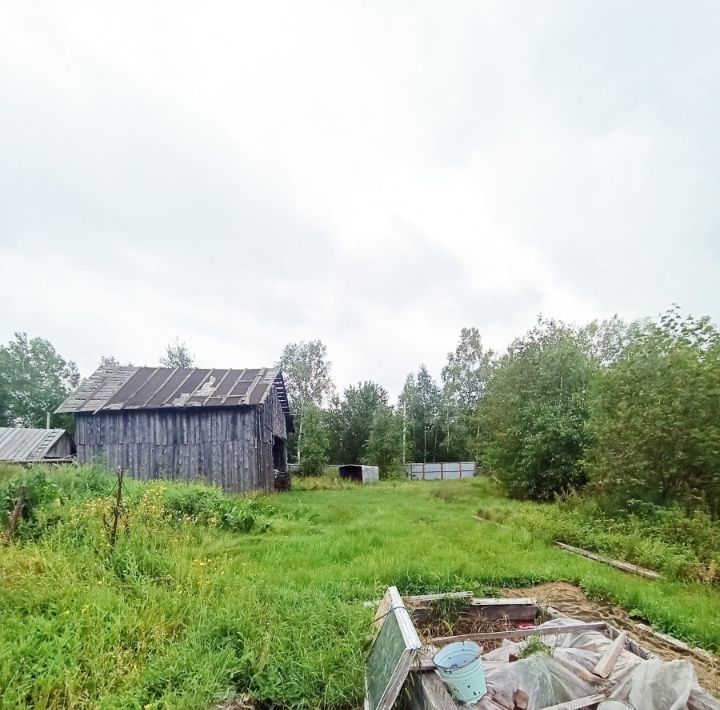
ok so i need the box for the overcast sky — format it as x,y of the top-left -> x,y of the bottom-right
1,1 -> 719,397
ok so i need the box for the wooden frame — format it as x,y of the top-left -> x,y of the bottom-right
431,622 -> 606,646
406,596 -> 720,710
365,586 -> 422,710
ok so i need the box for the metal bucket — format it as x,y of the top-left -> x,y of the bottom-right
433,641 -> 487,703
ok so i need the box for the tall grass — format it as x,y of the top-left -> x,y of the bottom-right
475,485 -> 720,583
1,467 -> 720,708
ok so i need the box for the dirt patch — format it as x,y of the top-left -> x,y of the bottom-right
502,582 -> 720,695
410,607 -> 526,652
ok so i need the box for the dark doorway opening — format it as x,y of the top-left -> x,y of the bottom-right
338,464 -> 363,482
273,436 -> 287,471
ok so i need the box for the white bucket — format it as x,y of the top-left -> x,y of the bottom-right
433,641 -> 487,703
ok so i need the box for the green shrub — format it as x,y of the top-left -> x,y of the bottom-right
584,308 -> 720,516
161,483 -> 227,520
363,406 -> 404,479
298,404 -> 329,476
518,635 -> 552,659
0,466 -> 274,543
479,324 -> 596,501
486,492 -> 720,584
0,468 -> 60,538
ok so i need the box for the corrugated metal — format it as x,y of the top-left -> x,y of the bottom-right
406,461 -> 476,480
56,366 -> 290,415
0,427 -> 70,462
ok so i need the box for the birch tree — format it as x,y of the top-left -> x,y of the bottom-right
276,340 -> 334,462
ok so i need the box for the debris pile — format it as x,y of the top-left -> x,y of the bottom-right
364,587 -> 720,710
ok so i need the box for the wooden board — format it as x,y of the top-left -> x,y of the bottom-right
469,597 -> 538,621
372,587 -> 394,634
432,622 -> 606,645
634,623 -> 689,651
417,673 -> 458,710
363,591 -> 472,608
592,631 -> 626,678
471,597 -> 536,606
689,688 -> 720,710
365,586 -> 422,710
554,542 -> 661,580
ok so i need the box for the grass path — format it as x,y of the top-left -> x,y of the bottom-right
276,478 -> 720,643
2,476 -> 719,708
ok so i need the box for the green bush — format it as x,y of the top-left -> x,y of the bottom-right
584,308 -> 720,516
486,491 -> 720,584
298,404 -> 328,476
479,324 -> 596,501
363,406 -> 404,479
0,467 -> 274,542
161,483 -> 227,520
0,468 -> 60,538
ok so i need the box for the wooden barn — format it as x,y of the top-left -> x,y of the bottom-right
0,427 -> 75,464
56,366 -> 292,494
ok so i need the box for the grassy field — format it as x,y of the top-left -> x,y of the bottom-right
2,467 -> 720,709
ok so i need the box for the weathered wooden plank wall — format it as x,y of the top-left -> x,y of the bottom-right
267,386 -> 288,440
74,406 -> 276,493
46,434 -> 74,459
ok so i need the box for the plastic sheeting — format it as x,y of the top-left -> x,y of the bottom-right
481,654 -> 594,709
610,658 -> 696,710
437,616 -> 703,709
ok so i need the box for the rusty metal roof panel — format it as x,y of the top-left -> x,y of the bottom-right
55,367 -> 290,415
0,427 -> 69,462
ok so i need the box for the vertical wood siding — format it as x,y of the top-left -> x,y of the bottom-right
46,434 -> 74,459
75,405 -> 280,493
267,386 -> 288,440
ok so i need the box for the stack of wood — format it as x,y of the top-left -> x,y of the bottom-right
273,470 -> 291,492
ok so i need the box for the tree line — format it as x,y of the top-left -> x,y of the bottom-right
277,309 -> 720,519
2,308 -> 719,518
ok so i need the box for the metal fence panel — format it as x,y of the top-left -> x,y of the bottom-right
405,461 -> 476,480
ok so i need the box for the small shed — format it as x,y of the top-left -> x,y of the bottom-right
0,427 -> 75,463
56,366 -> 292,494
339,464 -> 379,484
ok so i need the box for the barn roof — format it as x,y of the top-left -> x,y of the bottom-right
56,367 -> 290,415
0,427 -> 70,462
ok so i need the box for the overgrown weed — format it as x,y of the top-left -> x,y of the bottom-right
2,469 -> 720,707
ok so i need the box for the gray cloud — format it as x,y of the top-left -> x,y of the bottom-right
1,1 -> 719,397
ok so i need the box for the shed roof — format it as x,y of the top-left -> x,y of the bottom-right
0,427 -> 70,462
56,366 -> 290,415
